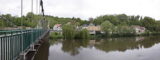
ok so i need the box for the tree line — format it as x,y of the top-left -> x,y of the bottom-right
1,13 -> 160,39
0,12 -> 87,29
93,14 -> 160,32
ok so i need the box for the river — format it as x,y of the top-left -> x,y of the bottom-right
34,36 -> 160,60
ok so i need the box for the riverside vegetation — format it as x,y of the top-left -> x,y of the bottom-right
50,24 -> 90,40
1,13 -> 160,39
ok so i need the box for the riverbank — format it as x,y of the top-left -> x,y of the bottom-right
49,31 -> 160,40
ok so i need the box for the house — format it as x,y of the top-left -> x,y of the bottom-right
53,24 -> 62,32
82,23 -> 101,35
81,24 -> 88,29
131,25 -> 146,34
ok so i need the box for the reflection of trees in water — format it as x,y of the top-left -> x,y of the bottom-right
60,36 -> 160,56
95,36 -> 160,52
61,40 -> 89,56
49,39 -> 57,45
49,39 -> 63,45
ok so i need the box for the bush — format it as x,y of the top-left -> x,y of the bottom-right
50,32 -> 63,39
62,24 -> 76,40
75,29 -> 90,39
111,25 -> 136,37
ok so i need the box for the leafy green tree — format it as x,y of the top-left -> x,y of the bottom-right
93,15 -> 119,25
75,29 -> 90,39
128,15 -> 141,25
140,17 -> 156,31
62,24 -> 76,40
101,21 -> 114,35
114,25 -> 135,36
116,14 -> 129,22
93,16 -> 104,25
0,19 -> 4,28
48,20 -> 58,28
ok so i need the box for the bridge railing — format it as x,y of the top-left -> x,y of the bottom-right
0,29 -> 46,60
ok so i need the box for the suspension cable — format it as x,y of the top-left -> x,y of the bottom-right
31,0 -> 33,12
40,0 -> 45,18
21,0 -> 23,28
36,0 -> 38,14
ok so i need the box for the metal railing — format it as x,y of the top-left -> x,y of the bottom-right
0,29 -> 46,60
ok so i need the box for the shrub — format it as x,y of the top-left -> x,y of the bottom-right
75,29 -> 90,39
50,32 -> 63,39
62,24 -> 76,40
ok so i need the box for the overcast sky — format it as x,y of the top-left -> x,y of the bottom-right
0,0 -> 160,20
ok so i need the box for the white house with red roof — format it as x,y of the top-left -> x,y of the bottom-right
53,24 -> 62,32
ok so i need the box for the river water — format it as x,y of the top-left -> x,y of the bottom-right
34,36 -> 160,60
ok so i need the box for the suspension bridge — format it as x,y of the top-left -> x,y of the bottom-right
0,0 -> 50,60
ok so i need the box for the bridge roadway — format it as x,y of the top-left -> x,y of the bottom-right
0,29 -> 49,60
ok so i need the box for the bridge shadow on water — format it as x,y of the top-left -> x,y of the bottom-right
33,41 -> 50,60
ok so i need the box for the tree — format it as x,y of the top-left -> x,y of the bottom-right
0,19 -> 4,28
101,21 -> 114,35
114,25 -> 135,36
75,29 -> 90,39
155,21 -> 160,32
140,17 -> 156,31
48,20 -> 58,28
62,24 -> 76,40
128,15 -> 141,25
116,14 -> 129,25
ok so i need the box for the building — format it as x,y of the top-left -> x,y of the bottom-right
82,23 -> 101,34
53,24 -> 62,32
132,25 -> 146,34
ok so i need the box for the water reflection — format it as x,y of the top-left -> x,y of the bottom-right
61,40 -> 89,56
57,36 -> 160,55
34,41 -> 50,60
35,36 -> 160,60
94,36 -> 160,52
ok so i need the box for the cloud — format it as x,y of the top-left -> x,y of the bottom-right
0,0 -> 160,20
